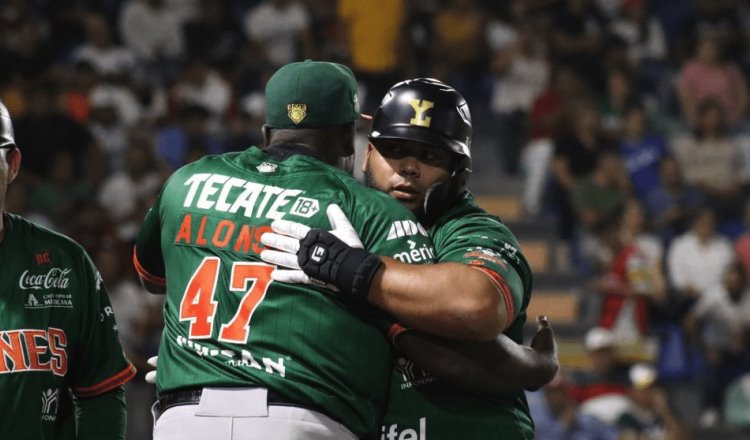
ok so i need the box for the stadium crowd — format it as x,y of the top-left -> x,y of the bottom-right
2,0 -> 750,438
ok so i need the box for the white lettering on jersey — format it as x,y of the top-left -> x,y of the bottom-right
174,335 -> 286,378
182,173 -> 317,221
19,268 -> 71,290
381,418 -> 427,440
392,241 -> 435,264
386,220 -> 428,240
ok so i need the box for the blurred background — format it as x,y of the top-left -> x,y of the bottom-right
3,0 -> 750,438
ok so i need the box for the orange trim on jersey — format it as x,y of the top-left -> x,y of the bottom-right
132,247 -> 166,286
471,266 -> 515,330
387,323 -> 410,345
74,363 -> 137,398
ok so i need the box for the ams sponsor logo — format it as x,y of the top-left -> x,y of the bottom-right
0,328 -> 68,376
386,220 -> 428,241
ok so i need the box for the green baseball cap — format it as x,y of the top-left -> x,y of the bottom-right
265,60 -> 368,129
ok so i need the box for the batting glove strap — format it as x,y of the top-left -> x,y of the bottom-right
298,229 -> 383,300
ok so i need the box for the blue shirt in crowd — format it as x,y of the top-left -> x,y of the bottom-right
620,135 -> 669,201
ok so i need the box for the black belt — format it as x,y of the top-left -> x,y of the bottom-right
153,387 -> 300,422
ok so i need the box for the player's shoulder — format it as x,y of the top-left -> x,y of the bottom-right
435,193 -> 516,238
6,213 -> 88,260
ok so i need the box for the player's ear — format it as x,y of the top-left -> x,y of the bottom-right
261,124 -> 271,148
6,147 -> 21,184
361,143 -> 374,173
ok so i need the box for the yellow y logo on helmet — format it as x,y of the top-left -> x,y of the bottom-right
409,99 -> 434,127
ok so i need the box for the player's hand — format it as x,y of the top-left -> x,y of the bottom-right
145,356 -> 158,385
260,204 -> 381,299
525,315 -> 559,391
261,204 -> 362,286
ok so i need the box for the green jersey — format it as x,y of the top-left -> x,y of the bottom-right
382,194 -> 534,440
0,213 -> 136,440
134,145 -> 436,436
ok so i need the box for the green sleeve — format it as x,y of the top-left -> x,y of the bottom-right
75,386 -> 127,440
435,215 -> 530,322
134,194 -> 165,280
72,252 -> 136,397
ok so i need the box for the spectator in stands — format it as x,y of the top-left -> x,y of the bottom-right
169,58 -> 231,133
590,214 -> 666,345
155,104 -> 224,170
119,0 -> 185,82
431,0 -> 492,110
551,98 -> 613,240
98,135 -> 163,241
616,363 -> 688,439
489,17 -> 550,176
72,13 -> 137,81
667,208 -> 734,314
645,156 -> 704,243
609,0 -> 670,105
571,151 -> 628,233
570,327 -> 631,424
337,0 -> 405,113
675,0 -> 747,64
244,0 -> 312,69
0,16 -> 56,83
530,373 -> 620,440
734,201 -> 750,275
182,0 -> 244,72
677,34 -> 747,128
611,0 -> 668,67
671,99 -> 746,223
620,198 -> 665,272
61,61 -> 99,124
13,84 -> 97,183
619,101 -> 669,202
600,68 -> 638,140
522,65 -> 585,216
684,261 -> 750,427
28,152 -> 93,226
550,0 -> 608,88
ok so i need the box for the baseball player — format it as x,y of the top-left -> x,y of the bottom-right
132,61 -> 437,440
262,79 -> 544,438
0,100 -> 136,439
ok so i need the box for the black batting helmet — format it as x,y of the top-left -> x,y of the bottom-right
368,78 -> 472,223
0,100 -> 15,149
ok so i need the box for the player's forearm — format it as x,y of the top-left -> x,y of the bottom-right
368,259 -> 507,340
396,330 -> 556,395
74,386 -> 127,440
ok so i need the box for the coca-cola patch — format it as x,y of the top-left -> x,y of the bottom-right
19,268 -> 71,291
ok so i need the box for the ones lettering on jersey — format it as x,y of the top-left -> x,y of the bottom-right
0,328 -> 68,376
182,173 -> 316,221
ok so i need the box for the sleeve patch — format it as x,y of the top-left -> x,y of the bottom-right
74,363 -> 137,398
462,247 -> 507,269
471,266 -> 515,328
